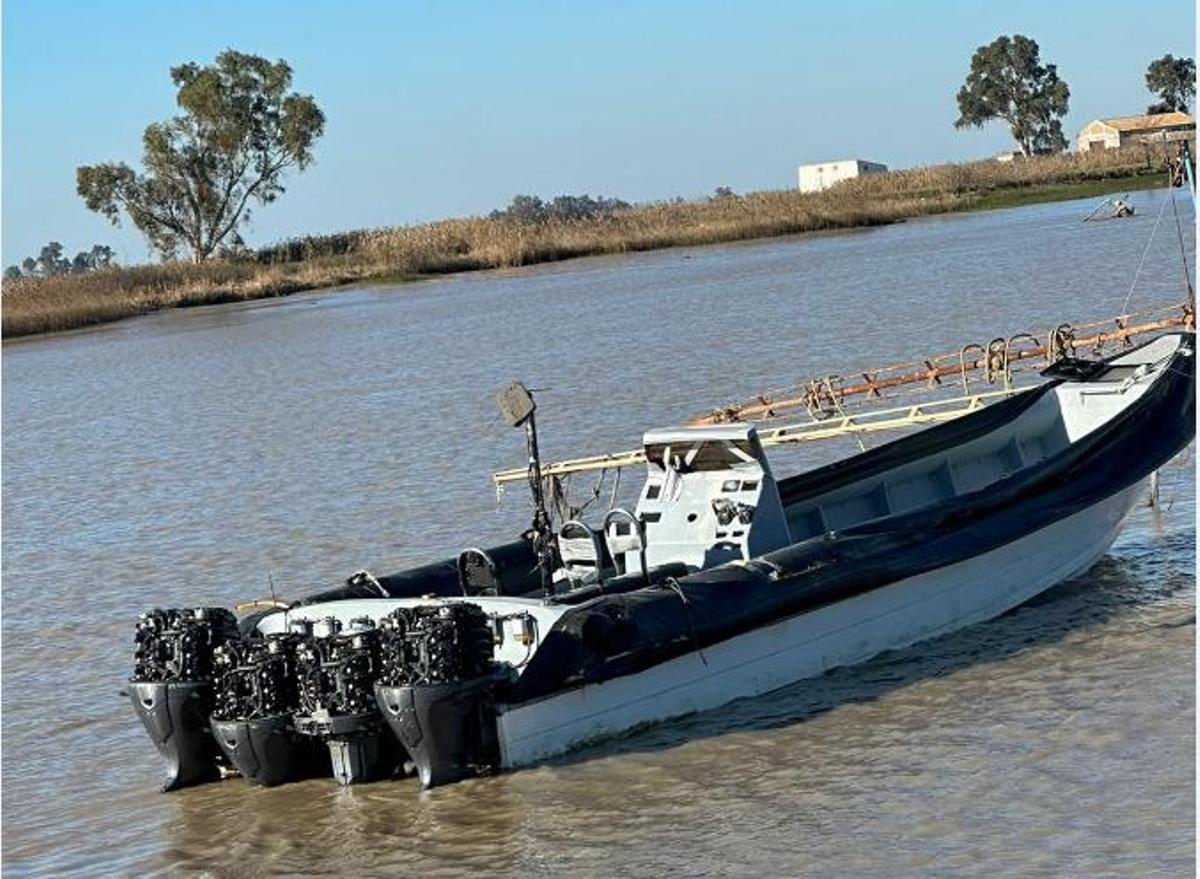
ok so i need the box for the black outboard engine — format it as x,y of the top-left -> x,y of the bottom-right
209,629 -> 329,786
128,607 -> 239,790
375,603 -> 505,788
293,617 -> 401,785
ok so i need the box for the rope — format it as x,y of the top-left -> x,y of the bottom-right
825,375 -> 867,453
1168,185 -> 1194,301
570,469 -> 608,519
1121,191 -> 1171,315
1163,443 -> 1192,513
546,474 -> 572,524
663,578 -> 708,666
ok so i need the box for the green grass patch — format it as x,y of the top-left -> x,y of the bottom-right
963,172 -> 1167,212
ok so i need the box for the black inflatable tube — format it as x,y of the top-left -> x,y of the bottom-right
508,339 -> 1194,704
291,537 -> 542,607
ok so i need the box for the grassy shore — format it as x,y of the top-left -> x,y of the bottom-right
964,171 -> 1166,212
2,145 -> 1177,339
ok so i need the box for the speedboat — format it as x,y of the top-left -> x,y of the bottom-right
129,332 -> 1194,790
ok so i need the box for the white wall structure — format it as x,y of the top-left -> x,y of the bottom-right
1076,112 -> 1194,152
797,159 -> 888,193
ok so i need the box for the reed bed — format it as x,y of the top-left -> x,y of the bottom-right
3,145 -> 1175,338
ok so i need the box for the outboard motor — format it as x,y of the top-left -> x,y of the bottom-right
374,603 -> 504,788
293,617 -> 402,785
209,629 -> 329,786
128,607 -> 239,790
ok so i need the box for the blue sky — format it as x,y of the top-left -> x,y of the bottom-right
2,0 -> 1195,266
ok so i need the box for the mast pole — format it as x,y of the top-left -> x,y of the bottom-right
524,410 -> 556,597
496,381 -> 558,598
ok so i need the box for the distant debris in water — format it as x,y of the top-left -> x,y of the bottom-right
1083,194 -> 1136,222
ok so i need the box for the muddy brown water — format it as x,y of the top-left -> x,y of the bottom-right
3,190 -> 1195,877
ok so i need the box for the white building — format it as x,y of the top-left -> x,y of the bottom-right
797,158 -> 888,193
1076,112 -> 1194,152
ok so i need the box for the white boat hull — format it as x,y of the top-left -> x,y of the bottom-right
496,478 -> 1146,767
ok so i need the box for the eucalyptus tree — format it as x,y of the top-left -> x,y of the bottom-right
954,34 -> 1070,155
1145,54 -> 1195,114
77,50 -> 324,262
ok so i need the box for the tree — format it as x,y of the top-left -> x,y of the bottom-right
77,50 -> 324,262
86,244 -> 116,269
37,242 -> 70,276
954,35 -> 1070,155
489,193 -> 631,222
495,194 -> 547,222
6,242 -> 117,278
1145,54 -> 1195,114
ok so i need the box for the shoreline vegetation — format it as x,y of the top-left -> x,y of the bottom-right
1,146 -> 1178,339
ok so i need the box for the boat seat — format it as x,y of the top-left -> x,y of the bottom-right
557,519 -> 607,585
457,547 -> 499,596
602,508 -> 648,582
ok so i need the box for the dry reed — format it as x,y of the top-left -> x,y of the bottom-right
2,145 -> 1176,339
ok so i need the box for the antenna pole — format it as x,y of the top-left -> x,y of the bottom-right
496,381 -> 558,598
524,411 -> 556,597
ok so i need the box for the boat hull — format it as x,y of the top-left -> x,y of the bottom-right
496,478 -> 1145,767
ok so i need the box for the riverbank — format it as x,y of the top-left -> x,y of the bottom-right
964,171 -> 1167,212
1,146 -> 1176,339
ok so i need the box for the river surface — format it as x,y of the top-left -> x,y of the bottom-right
3,190 -> 1195,877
